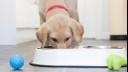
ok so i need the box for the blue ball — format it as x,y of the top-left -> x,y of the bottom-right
10,55 -> 24,70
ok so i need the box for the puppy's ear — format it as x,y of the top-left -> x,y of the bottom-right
70,23 -> 84,44
36,23 -> 49,48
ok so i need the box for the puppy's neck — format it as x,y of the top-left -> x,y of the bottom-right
46,0 -> 70,20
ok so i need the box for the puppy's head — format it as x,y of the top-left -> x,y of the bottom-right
36,15 -> 84,48
48,24 -> 73,48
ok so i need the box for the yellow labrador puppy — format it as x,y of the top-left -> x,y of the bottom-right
36,0 -> 84,48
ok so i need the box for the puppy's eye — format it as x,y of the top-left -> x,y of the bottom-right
65,37 -> 71,42
51,38 -> 58,42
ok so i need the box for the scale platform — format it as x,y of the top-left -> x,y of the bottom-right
30,46 -> 127,67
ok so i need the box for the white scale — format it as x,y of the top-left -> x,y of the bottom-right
30,46 -> 127,67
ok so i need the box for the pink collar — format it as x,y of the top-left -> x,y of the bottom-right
47,5 -> 68,14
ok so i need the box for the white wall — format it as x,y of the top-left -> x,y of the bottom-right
16,0 -> 40,28
0,0 -> 16,45
78,0 -> 110,39
102,0 -> 110,39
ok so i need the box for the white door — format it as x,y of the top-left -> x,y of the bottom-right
0,0 -> 16,45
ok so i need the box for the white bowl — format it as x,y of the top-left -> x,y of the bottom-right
30,46 -> 127,67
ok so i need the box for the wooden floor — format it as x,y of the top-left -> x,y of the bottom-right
0,39 -> 127,72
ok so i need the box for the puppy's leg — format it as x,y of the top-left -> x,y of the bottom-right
65,0 -> 79,22
39,13 -> 46,25
70,10 -> 79,22
37,0 -> 46,25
